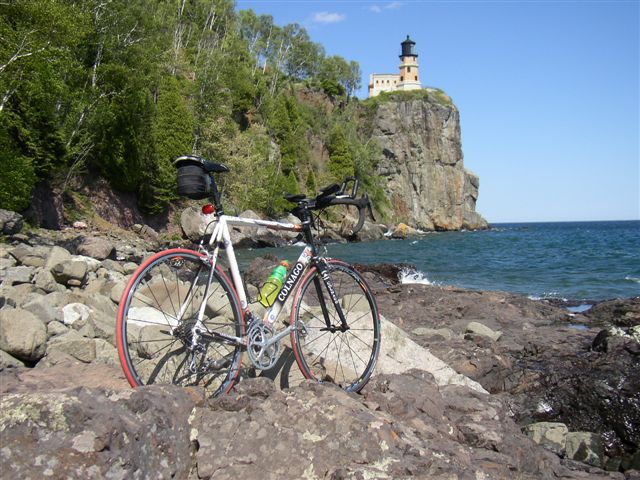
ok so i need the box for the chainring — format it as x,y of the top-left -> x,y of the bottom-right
247,320 -> 281,370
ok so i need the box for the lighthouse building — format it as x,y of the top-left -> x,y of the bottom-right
369,35 -> 422,97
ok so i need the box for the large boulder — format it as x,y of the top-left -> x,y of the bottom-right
0,384 -> 194,479
180,206 -> 214,241
0,308 -> 47,362
0,209 -> 24,235
51,260 -> 88,287
76,237 -> 115,260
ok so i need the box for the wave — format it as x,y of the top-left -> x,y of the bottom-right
624,276 -> 640,283
527,292 -> 568,302
399,267 -> 433,285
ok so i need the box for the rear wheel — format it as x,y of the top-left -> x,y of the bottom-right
116,249 -> 244,398
290,259 -> 380,393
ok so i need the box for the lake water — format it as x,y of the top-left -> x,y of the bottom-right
237,221 -> 640,301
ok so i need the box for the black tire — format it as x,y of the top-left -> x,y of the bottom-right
290,259 -> 380,392
117,249 -> 244,398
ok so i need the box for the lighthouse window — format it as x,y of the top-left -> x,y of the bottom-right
407,66 -> 411,72
400,76 -> 404,81
415,76 -> 418,81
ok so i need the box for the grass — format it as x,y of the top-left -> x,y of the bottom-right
362,87 -> 454,109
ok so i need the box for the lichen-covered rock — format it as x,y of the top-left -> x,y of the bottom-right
0,385 -> 194,479
523,422 -> 569,455
566,432 -> 605,468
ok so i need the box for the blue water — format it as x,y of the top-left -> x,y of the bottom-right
238,221 -> 640,301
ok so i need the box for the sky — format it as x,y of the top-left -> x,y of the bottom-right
235,0 -> 639,223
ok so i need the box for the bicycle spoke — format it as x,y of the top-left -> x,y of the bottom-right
118,250 -> 244,399
292,262 -> 380,393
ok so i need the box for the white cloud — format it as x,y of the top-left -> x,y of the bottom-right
312,11 -> 346,24
369,2 -> 403,13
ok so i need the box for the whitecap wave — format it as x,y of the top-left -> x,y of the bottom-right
399,267 -> 433,285
528,292 -> 568,301
624,275 -> 640,283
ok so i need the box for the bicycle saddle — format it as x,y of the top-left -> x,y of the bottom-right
175,155 -> 230,173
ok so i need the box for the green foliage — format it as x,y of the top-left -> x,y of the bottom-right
327,124 -> 354,181
320,79 -> 345,98
0,120 -> 37,211
363,88 -> 454,109
146,76 -> 194,212
0,0 -> 393,220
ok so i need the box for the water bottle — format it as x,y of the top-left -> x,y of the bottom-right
259,261 -> 289,307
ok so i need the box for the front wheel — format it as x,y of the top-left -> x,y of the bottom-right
116,249 -> 245,398
290,259 -> 380,393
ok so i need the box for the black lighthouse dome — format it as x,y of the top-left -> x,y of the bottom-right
400,35 -> 417,58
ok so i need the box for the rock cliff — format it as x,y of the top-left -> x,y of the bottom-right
370,92 -> 488,230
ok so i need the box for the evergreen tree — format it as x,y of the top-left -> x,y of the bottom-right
327,124 -> 354,182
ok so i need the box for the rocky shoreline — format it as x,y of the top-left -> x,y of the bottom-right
1,216 -> 638,479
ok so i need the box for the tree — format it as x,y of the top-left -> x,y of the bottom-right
327,124 -> 354,181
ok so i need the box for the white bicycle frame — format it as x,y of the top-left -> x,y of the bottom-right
178,213 -> 319,353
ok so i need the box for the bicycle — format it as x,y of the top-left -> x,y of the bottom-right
116,155 -> 381,398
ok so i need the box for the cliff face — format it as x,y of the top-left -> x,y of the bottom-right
370,94 -> 488,230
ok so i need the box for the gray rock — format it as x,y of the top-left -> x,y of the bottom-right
93,338 -> 119,365
465,321 -> 503,341
412,326 -> 456,340
122,262 -> 138,275
523,422 -> 568,455
0,257 -> 17,269
51,260 -> 88,286
180,206 -> 213,241
110,281 -> 126,304
44,246 -> 72,271
47,320 -> 68,337
76,237 -> 115,260
22,296 -> 62,324
136,224 -> 159,241
0,209 -> 24,234
73,255 -> 102,272
0,308 -> 47,362
100,259 -> 124,274
355,220 -> 387,242
565,432 -> 604,468
46,330 -> 96,363
33,268 -> 60,293
0,349 -> 26,368
8,244 -> 48,267
1,266 -> 35,285
0,286 -> 21,308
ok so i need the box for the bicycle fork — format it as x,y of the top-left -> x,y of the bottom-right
313,261 -> 349,332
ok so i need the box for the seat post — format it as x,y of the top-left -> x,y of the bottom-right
209,174 -> 224,215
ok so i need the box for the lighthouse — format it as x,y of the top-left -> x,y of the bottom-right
368,35 -> 423,97
397,35 -> 421,91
